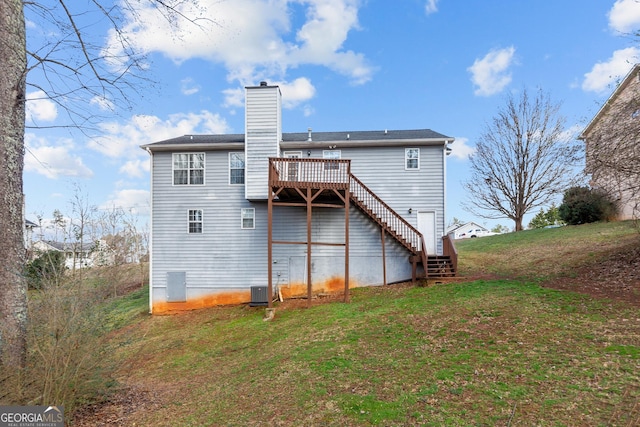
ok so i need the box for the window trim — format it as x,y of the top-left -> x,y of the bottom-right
283,151 -> 302,181
173,153 -> 205,186
323,149 -> 341,170
241,208 -> 255,230
187,209 -> 203,234
405,148 -> 420,170
229,152 -> 245,185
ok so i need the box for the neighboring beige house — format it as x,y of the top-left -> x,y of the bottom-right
579,64 -> 640,220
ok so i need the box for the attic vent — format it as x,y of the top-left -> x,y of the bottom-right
250,286 -> 269,307
260,81 -> 268,86
307,127 -> 312,142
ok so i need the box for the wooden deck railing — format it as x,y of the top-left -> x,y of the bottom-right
269,158 -> 350,189
349,174 -> 424,254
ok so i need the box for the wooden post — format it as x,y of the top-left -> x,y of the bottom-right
381,227 -> 387,286
411,259 -> 417,285
267,182 -> 273,308
306,187 -> 312,307
344,186 -> 350,302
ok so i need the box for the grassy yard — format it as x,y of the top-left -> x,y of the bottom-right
79,222 -> 640,426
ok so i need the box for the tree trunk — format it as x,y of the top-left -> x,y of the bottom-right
514,217 -> 524,231
0,0 -> 27,368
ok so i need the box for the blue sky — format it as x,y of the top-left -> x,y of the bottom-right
23,0 -> 640,231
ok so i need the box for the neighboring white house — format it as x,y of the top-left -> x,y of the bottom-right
142,82 -> 456,314
31,240 -> 114,269
25,219 -> 38,250
446,222 -> 494,239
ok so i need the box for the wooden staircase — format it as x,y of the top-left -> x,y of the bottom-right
267,157 -> 457,284
425,255 -> 456,278
349,174 -> 456,280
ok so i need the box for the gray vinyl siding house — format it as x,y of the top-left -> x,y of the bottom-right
142,83 -> 454,313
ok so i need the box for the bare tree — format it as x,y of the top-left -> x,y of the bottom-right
462,89 -> 582,231
0,0 -> 28,369
1,0 -> 204,368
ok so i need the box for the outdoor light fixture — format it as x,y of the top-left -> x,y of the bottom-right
408,208 -> 413,214
307,150 -> 311,156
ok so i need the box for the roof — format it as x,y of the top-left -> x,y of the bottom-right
445,221 -> 489,235
579,63 -> 640,140
34,240 -> 95,252
141,129 -> 454,152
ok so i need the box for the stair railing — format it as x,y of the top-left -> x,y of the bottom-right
349,174 -> 425,256
442,234 -> 458,273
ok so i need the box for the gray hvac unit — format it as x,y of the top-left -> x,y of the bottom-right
250,286 -> 269,307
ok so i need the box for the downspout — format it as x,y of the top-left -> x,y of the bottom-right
442,138 -> 454,255
144,146 -> 154,314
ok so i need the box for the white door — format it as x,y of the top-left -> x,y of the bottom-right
417,211 -> 437,255
283,151 -> 301,181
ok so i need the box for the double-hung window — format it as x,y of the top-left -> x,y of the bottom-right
405,148 -> 420,170
241,208 -> 255,229
188,209 -> 203,234
173,153 -> 205,185
229,152 -> 245,185
323,149 -> 341,170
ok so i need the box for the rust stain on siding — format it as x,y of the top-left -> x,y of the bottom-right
152,276 -> 358,314
279,276 -> 355,298
152,290 -> 251,314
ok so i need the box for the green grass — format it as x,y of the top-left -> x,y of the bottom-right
93,222 -> 640,426
456,220 -> 640,280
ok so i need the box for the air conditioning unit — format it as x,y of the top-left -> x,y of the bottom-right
250,286 -> 269,307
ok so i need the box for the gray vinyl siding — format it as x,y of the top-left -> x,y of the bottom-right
297,145 -> 446,253
151,150 -> 269,301
150,143 -> 444,305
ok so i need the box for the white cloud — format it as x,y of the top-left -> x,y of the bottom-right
101,189 -> 150,216
119,159 -> 150,178
425,0 -> 439,15
88,110 -> 230,159
582,47 -> 639,93
302,105 -> 315,117
222,88 -> 245,108
90,96 -> 115,111
448,137 -> 475,161
279,78 -> 317,108
222,77 -> 316,110
468,46 -> 516,96
608,0 -> 640,33
25,134 -> 93,179
26,91 -> 58,123
104,0 -> 372,86
180,77 -> 201,95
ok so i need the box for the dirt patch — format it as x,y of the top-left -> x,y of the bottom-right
542,243 -> 640,307
72,383 -> 168,426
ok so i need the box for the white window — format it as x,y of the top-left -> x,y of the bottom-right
405,148 -> 420,170
188,209 -> 203,234
241,208 -> 255,229
323,150 -> 341,170
173,153 -> 205,185
229,152 -> 245,185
